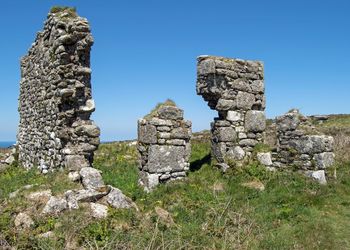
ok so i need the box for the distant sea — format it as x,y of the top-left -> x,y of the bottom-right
0,141 -> 16,148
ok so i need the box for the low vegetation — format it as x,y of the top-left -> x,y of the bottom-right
144,99 -> 177,119
0,116 -> 350,249
50,6 -> 77,19
316,114 -> 350,163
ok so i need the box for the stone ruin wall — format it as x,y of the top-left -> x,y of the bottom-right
17,9 -> 100,173
137,104 -> 192,191
196,56 -> 266,167
270,110 -> 335,180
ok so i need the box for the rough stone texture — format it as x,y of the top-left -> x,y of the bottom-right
42,196 -> 68,215
90,203 -> 108,219
137,102 -> 192,191
27,190 -> 52,203
14,212 -> 34,229
272,109 -> 335,174
305,170 -> 327,185
80,167 -> 105,190
68,171 -> 81,182
257,152 -> 273,166
65,188 -> 108,209
17,8 -> 100,172
106,186 -> 133,208
196,56 -> 265,166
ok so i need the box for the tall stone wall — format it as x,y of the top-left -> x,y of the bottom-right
196,55 -> 265,168
137,101 -> 192,191
17,8 -> 100,173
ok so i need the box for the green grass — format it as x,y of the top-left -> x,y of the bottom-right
50,6 -> 76,14
50,6 -> 77,20
318,114 -> 350,129
1,136 -> 350,248
143,99 -> 176,119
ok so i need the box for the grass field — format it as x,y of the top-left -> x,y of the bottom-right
0,116 -> 350,249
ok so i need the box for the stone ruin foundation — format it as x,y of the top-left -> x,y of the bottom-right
17,8 -> 99,173
269,109 -> 335,183
196,55 -> 265,169
137,101 -> 192,191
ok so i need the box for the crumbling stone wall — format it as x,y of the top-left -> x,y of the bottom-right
17,8 -> 99,173
196,55 -> 265,167
137,101 -> 192,191
271,110 -> 335,172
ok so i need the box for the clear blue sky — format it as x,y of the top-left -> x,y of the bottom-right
0,0 -> 349,141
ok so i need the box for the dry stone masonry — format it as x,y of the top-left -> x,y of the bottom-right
137,101 -> 192,191
17,8 -> 99,173
196,55 -> 265,168
13,8 -> 136,220
270,109 -> 335,183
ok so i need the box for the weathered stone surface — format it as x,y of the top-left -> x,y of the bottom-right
197,57 -> 216,75
157,106 -> 184,120
14,212 -> 34,229
276,110 -> 300,132
226,111 -> 243,121
65,190 -> 79,209
212,142 -> 226,163
251,80 -> 264,93
106,186 -> 132,209
138,102 -> 191,191
196,56 -> 265,165
149,118 -> 173,126
65,155 -> 90,171
214,127 -> 236,142
146,145 -> 187,173
274,110 -> 335,176
65,188 -> 109,207
239,139 -> 258,147
313,152 -> 335,169
74,124 -> 100,138
4,155 -> 15,165
42,196 -> 68,215
17,8 -> 99,172
216,99 -> 235,111
171,127 -> 191,139
230,78 -> 250,92
68,171 -> 81,182
90,203 -> 108,219
138,172 -> 159,192
305,170 -> 327,185
80,167 -> 105,190
27,190 -> 52,203
138,123 -> 157,144
245,110 -> 266,132
227,146 -> 245,160
257,152 -> 273,166
293,135 -> 334,154
235,91 -> 255,110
